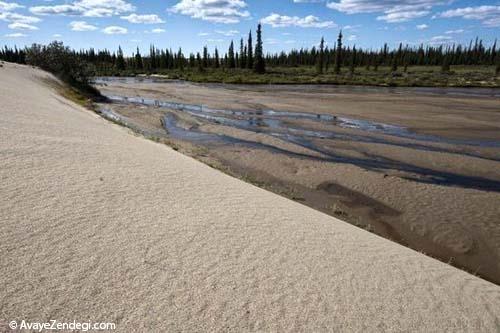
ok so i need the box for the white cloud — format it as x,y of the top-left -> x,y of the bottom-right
445,29 -> 464,34
121,13 -> 164,24
5,32 -> 27,37
428,35 -> 454,45
53,34 -> 62,38
70,20 -> 97,31
102,25 -> 128,34
347,34 -> 357,41
0,1 -> 23,11
343,24 -> 361,30
170,0 -> 250,24
30,0 -> 135,18
150,28 -> 165,33
198,32 -> 210,36
215,29 -> 239,36
327,0 -> 446,23
416,24 -> 429,30
0,12 -> 41,24
439,6 -> 500,27
8,22 -> 38,30
261,13 -> 336,28
377,10 -> 429,23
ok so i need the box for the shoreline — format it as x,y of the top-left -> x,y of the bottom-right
94,105 -> 500,286
95,75 -> 500,94
93,65 -> 500,88
94,76 -> 500,285
99,76 -> 500,89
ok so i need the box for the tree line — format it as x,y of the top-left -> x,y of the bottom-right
2,25 -> 499,77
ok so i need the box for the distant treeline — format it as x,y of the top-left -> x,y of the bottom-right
1,25 -> 499,77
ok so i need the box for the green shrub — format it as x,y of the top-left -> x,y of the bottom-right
26,41 -> 102,99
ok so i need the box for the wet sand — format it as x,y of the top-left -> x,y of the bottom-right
96,77 -> 500,284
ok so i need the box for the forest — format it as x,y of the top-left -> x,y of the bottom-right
2,23 -> 499,87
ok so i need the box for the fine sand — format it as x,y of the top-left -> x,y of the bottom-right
1,62 -> 500,331
97,78 -> 500,284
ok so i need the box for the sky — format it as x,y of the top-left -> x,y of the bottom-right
0,0 -> 499,55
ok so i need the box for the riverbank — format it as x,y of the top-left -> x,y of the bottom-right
95,76 -> 500,284
101,65 -> 500,87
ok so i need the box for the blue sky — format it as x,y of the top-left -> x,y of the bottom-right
1,0 -> 499,55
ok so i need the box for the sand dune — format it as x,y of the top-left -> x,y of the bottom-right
1,62 -> 500,332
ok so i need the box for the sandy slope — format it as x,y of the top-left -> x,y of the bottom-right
1,62 -> 500,332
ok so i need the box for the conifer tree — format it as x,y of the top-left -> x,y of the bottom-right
214,48 -> 220,68
115,46 -> 126,71
228,40 -> 236,68
349,45 -> 356,75
240,38 -> 246,69
189,53 -> 195,68
203,46 -> 208,68
325,46 -> 330,72
334,30 -> 342,75
316,37 -> 325,74
150,45 -> 157,69
491,39 -> 497,63
196,52 -> 204,72
135,47 -> 143,70
253,24 -> 265,74
247,31 -> 253,69
177,48 -> 184,71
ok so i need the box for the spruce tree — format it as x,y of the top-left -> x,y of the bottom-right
189,53 -> 195,68
334,31 -> 342,75
203,46 -> 208,68
228,40 -> 236,68
316,37 -> 325,74
214,48 -> 220,68
491,39 -> 497,63
197,52 -> 204,72
253,24 -> 265,74
247,31 -> 253,69
150,45 -> 157,70
240,38 -> 246,69
115,46 -> 126,71
349,46 -> 357,75
325,47 -> 330,72
135,47 -> 143,70
177,48 -> 184,71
